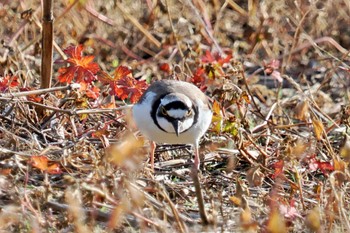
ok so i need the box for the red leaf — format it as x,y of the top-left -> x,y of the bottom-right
159,63 -> 171,73
57,45 -> 100,84
309,156 -> 334,174
272,160 -> 284,179
113,66 -> 132,80
191,68 -> 206,87
86,85 -> 100,99
20,87 -> 43,102
115,76 -> 148,103
30,155 -> 62,174
0,75 -> 19,92
80,82 -> 100,99
201,50 -> 215,63
99,66 -> 149,103
201,50 -> 232,66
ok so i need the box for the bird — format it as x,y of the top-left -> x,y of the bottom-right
132,79 -> 212,171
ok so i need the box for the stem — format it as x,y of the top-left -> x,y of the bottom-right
41,0 -> 54,88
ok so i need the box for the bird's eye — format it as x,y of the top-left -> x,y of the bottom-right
161,106 -> 168,116
186,109 -> 192,116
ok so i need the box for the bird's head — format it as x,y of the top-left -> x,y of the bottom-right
156,93 -> 195,136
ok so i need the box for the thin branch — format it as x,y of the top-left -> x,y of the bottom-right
0,84 -> 80,98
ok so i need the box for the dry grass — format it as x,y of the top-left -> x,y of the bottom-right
0,0 -> 350,232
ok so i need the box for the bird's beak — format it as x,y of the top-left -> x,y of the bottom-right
171,120 -> 180,137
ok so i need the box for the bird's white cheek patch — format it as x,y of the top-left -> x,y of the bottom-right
157,117 -> 176,133
180,118 -> 194,132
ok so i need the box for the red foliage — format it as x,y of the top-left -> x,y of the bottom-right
19,87 -> 43,102
79,82 -> 100,99
0,75 -> 19,92
113,65 -> 132,80
190,67 -> 206,89
201,50 -> 232,66
271,160 -> 284,179
99,66 -> 149,104
115,74 -> 148,103
57,45 -> 100,84
159,63 -> 171,73
309,156 -> 334,174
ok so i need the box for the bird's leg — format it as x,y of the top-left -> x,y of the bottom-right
150,141 -> 156,172
194,143 -> 200,170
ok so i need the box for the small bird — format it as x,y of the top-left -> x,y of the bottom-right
132,79 -> 212,171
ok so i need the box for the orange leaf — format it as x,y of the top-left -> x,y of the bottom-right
57,45 -> 100,84
229,195 -> 242,206
86,85 -> 100,99
96,70 -> 113,82
0,168 -> 12,175
288,140 -> 309,159
30,155 -> 49,171
212,100 -> 222,115
240,91 -> 251,104
211,100 -> 223,133
312,119 -> 324,140
106,134 -> 144,169
102,102 -> 116,109
294,100 -> 309,121
30,155 -> 62,174
333,159 -> 347,171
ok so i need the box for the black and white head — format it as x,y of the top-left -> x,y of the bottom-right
154,93 -> 197,137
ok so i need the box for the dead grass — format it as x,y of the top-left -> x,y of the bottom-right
0,0 -> 350,232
